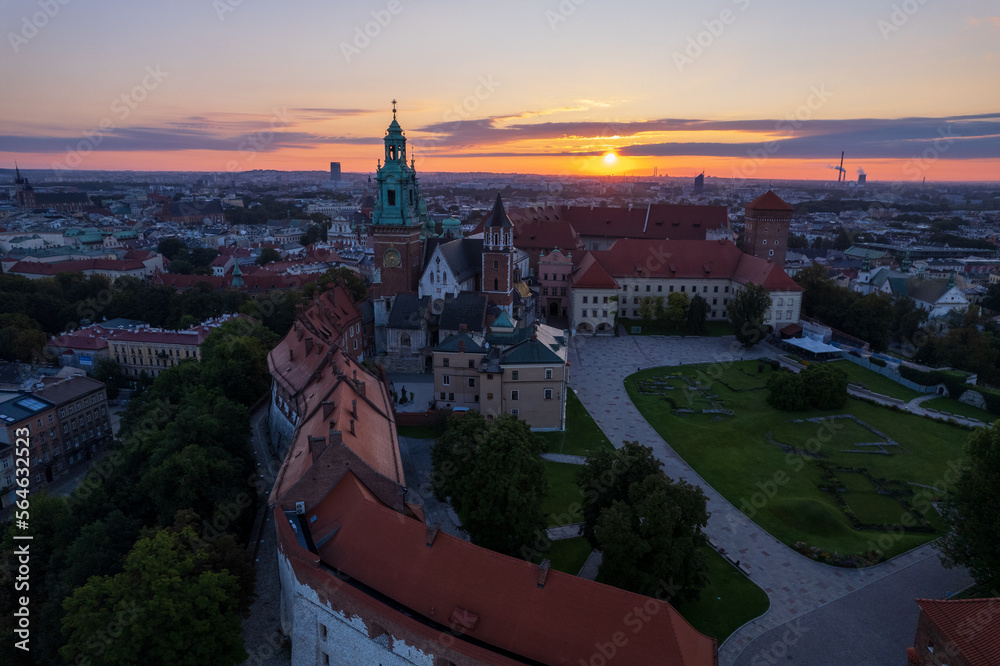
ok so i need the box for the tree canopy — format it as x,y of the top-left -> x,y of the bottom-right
431,412 -> 548,556
938,422 -> 1000,594
728,282 -> 771,347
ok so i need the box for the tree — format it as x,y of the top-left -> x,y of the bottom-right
801,363 -> 848,409
787,233 -> 809,249
60,524 -> 248,665
662,292 -> 690,328
844,294 -> 894,352
91,357 -> 125,399
729,282 -> 772,348
686,294 -> 709,336
637,296 -> 662,326
594,473 -> 709,602
255,247 -> 282,266
431,413 -> 548,556
0,313 -> 46,362
577,441 -> 664,547
938,422 -> 1000,594
766,370 -> 809,411
317,266 -> 367,302
156,237 -> 187,260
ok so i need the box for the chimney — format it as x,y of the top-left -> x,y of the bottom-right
458,340 -> 466,353
426,524 -> 440,547
328,423 -> 342,446
537,559 -> 550,588
351,399 -> 357,416
459,323 -> 468,333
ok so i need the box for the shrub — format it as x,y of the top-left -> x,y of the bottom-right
869,357 -> 887,368
766,372 -> 809,410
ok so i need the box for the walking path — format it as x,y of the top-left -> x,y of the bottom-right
567,334 -> 970,665
540,452 -> 587,465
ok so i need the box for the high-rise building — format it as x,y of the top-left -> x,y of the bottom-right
329,161 -> 341,181
694,172 -> 704,194
743,190 -> 793,268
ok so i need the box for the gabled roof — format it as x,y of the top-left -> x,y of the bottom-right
387,293 -> 429,330
435,237 -> 484,283
746,190 -> 793,211
438,292 -> 487,332
571,251 -> 619,289
916,597 -> 1000,666
498,337 -> 564,365
491,310 -> 514,329
434,332 -> 486,354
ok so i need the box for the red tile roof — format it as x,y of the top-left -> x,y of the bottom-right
916,597 -> 1000,666
587,238 -> 802,291
8,258 -> 146,276
571,251 -> 619,289
747,190 -> 793,211
303,472 -> 717,665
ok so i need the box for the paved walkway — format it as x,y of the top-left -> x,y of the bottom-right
567,334 -> 970,665
540,452 -> 587,465
546,522 -> 584,541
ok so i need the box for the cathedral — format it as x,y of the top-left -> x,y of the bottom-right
369,104 -> 534,373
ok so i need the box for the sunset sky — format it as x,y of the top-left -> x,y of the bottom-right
2,0 -> 998,181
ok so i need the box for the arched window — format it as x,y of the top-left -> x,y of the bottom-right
400,333 -> 411,347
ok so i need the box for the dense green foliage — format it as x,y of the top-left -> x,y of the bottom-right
767,364 -> 848,411
0,318 -> 275,664
938,423 -> 1000,593
578,442 -> 709,602
728,282 -> 771,348
431,412 -> 549,556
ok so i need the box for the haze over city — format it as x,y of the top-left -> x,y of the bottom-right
2,0 -> 998,180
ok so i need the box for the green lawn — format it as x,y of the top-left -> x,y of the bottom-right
923,397 -> 997,424
538,388 -> 615,456
541,461 -> 584,526
626,362 -> 968,561
619,319 -> 734,337
673,546 -> 770,643
540,537 -> 593,575
828,360 -> 923,402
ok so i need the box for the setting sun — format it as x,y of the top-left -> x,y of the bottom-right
603,152 -> 617,165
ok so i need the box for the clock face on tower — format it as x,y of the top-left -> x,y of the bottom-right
383,247 -> 401,268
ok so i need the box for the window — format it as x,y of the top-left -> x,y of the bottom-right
725,286 -> 730,293
769,249 -> 774,256
633,285 -> 638,292
487,393 -> 493,400
583,296 -> 588,304
680,285 -> 685,292
467,378 -> 475,388
645,285 -> 650,292
468,359 -> 475,368
669,285 -> 674,292
400,333 -> 411,347
543,273 -> 549,281
443,357 -> 450,367
544,388 -> 553,399
560,287 -> 566,296
542,287 -> 549,296
603,296 -> 609,303
448,392 -> 455,401
387,190 -> 396,206
657,285 -> 662,292
762,239 -> 767,245
622,285 -> 628,291
603,310 -> 608,317
545,368 -> 553,379
786,310 -> 792,319
777,298 -> 784,306
511,371 -> 519,380
493,260 -> 498,269
319,624 -> 327,641
703,286 -> 708,293
443,375 -> 451,386
511,408 -> 519,416
714,286 -> 719,293
511,390 -> 519,400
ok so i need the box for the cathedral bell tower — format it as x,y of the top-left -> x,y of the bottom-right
482,193 -> 515,308
370,101 -> 427,298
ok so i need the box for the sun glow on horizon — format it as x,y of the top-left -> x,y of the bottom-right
603,152 -> 617,165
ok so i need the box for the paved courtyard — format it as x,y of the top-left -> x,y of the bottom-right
567,334 -> 970,665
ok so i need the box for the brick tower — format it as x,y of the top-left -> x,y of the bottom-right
743,190 -> 793,268
482,194 -> 514,308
